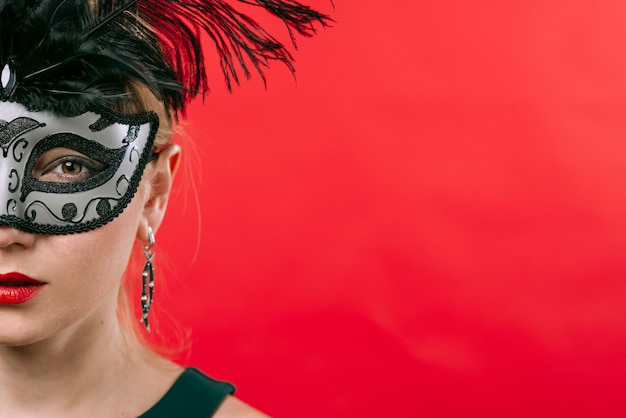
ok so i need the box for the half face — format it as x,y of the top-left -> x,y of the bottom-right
0,101 -> 158,234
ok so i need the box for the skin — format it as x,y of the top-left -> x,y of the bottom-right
0,143 -> 268,417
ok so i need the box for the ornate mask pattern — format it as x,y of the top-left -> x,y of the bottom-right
0,101 -> 157,234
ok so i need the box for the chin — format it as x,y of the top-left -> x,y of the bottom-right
0,312 -> 61,348
0,330 -> 48,348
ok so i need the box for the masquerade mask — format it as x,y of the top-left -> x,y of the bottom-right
0,0 -> 328,234
0,101 -> 157,234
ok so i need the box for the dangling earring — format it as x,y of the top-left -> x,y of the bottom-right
140,226 -> 156,333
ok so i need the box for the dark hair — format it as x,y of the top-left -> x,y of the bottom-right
0,0 -> 331,118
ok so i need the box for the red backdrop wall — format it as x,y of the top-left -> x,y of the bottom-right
157,1 -> 626,416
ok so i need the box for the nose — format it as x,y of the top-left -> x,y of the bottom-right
0,225 -> 36,248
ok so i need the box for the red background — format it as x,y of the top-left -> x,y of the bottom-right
156,1 -> 626,417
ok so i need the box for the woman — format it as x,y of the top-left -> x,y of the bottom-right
0,0 -> 328,416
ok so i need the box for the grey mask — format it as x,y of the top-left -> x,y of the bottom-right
0,101 -> 158,234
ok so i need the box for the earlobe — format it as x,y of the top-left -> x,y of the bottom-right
137,143 -> 181,240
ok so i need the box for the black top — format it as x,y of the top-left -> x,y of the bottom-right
138,368 -> 236,418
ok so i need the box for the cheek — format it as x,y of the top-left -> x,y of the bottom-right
46,197 -> 143,300
0,187 -> 147,346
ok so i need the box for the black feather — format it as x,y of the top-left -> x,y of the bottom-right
0,0 -> 331,118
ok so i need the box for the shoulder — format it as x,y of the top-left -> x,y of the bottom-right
213,396 -> 271,418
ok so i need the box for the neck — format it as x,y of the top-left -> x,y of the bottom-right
0,305 -> 176,417
0,308 -> 120,405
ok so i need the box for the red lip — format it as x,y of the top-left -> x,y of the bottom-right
0,272 -> 45,305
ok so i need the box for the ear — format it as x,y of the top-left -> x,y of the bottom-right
137,143 -> 181,241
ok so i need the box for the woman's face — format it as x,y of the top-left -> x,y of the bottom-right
0,101 -> 177,347
0,179 -> 148,347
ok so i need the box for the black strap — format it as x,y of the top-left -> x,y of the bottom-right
138,368 -> 236,418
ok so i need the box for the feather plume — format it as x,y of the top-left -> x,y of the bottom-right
0,0 -> 331,117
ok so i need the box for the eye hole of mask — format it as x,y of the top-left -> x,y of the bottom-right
21,132 -> 127,201
32,147 -> 108,183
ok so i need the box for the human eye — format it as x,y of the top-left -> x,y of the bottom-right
32,148 -> 107,183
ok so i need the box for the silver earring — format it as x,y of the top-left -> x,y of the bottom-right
140,226 -> 155,333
